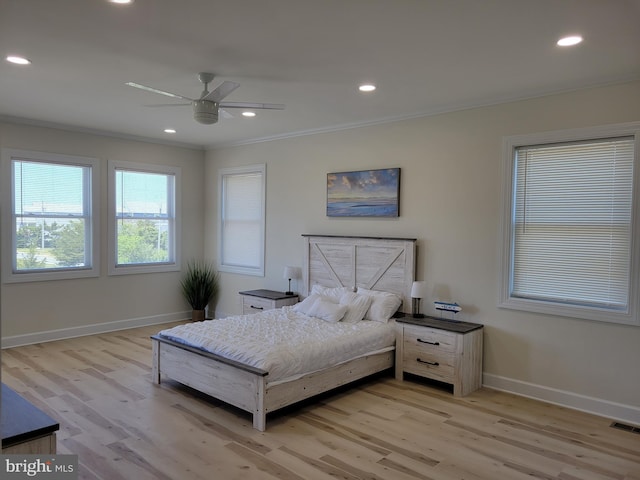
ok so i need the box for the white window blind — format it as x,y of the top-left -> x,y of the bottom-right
219,165 -> 265,276
1,148 -> 100,283
512,137 -> 634,311
12,159 -> 91,270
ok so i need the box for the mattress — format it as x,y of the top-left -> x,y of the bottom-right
158,306 -> 395,383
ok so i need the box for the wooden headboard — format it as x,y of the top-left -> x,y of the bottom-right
302,235 -> 417,314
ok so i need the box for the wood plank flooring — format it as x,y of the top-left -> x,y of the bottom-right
2,322 -> 639,480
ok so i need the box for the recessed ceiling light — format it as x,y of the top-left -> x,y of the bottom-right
109,0 -> 134,4
6,55 -> 31,65
359,84 -> 376,92
242,111 -> 256,117
557,35 -> 583,47
164,128 -> 176,134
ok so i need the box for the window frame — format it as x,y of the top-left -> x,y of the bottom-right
498,122 -> 640,326
1,148 -> 100,283
108,160 -> 181,276
218,164 -> 266,277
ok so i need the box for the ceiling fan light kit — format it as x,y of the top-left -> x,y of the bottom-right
127,72 -> 284,126
193,100 -> 219,125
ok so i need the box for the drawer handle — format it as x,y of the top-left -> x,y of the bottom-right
250,305 -> 264,310
417,338 -> 439,346
417,358 -> 439,366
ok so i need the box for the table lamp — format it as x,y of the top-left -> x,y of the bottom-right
411,281 -> 427,318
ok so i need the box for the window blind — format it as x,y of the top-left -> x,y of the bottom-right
512,136 -> 634,310
13,159 -> 89,270
221,171 -> 264,270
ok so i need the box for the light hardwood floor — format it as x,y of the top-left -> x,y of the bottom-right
2,323 -> 639,480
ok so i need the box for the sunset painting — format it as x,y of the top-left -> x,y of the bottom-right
327,168 -> 400,217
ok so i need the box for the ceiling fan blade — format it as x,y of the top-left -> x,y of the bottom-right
219,102 -> 285,110
202,81 -> 240,102
143,103 -> 191,108
220,109 -> 234,119
126,82 -> 193,101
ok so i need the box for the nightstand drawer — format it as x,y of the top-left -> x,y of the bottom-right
402,345 -> 455,381
242,296 -> 273,314
403,324 -> 457,354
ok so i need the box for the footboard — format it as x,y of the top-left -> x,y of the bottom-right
264,350 -> 394,414
151,336 -> 394,431
151,335 -> 269,430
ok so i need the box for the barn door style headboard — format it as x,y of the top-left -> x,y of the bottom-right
302,235 -> 417,314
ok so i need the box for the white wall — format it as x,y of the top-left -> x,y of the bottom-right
0,123 -> 205,344
205,80 -> 640,422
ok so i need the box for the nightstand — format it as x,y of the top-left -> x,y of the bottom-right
395,316 -> 483,396
239,289 -> 299,315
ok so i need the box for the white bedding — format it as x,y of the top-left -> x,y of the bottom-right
158,306 -> 395,383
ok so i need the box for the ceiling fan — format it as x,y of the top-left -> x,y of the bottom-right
126,72 -> 284,125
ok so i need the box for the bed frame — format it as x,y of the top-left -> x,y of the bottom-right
151,235 -> 416,430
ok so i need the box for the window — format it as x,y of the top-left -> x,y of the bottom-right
1,149 -> 99,282
499,123 -> 640,325
219,164 -> 265,276
108,161 -> 180,275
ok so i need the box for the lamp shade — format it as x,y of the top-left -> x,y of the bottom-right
283,266 -> 299,279
411,281 -> 427,299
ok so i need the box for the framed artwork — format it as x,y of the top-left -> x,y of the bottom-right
327,168 -> 400,217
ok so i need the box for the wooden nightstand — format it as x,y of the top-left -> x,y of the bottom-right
395,316 -> 483,396
239,289 -> 299,315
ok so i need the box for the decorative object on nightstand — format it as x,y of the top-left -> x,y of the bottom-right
411,281 -> 427,318
239,289 -> 299,315
181,260 -> 220,321
434,301 -> 462,320
395,316 -> 483,396
283,266 -> 300,295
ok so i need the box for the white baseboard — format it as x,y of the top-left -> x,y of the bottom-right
1,311 -> 190,349
483,373 -> 640,426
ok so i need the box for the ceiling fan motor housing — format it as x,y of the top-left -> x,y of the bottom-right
193,100 -> 219,124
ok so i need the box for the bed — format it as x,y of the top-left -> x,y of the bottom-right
151,235 -> 417,430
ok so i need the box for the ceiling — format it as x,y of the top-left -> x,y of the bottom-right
1,0 -> 639,150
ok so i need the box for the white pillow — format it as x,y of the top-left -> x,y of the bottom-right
307,298 -> 347,323
339,292 -> 373,323
357,288 -> 402,323
311,284 -> 352,302
293,294 -> 321,316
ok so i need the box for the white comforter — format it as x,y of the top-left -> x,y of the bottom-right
158,306 -> 395,383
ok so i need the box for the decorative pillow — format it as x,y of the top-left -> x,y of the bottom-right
311,284 -> 352,302
339,292 -> 373,323
307,298 -> 347,323
357,288 -> 402,323
293,294 -> 321,316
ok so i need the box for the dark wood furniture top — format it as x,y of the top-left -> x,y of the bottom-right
238,289 -> 298,300
396,315 -> 483,334
1,383 -> 59,449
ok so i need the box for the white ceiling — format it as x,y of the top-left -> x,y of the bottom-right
1,0 -> 639,149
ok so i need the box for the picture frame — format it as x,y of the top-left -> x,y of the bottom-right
327,168 -> 400,217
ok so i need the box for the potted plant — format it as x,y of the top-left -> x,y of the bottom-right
181,260 -> 220,321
